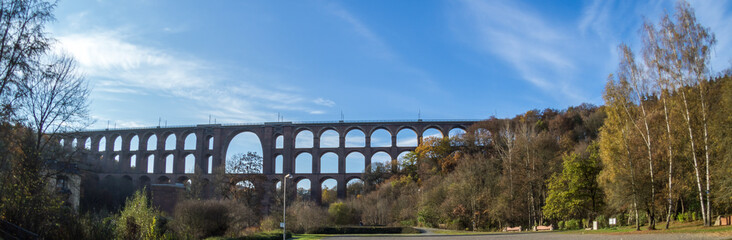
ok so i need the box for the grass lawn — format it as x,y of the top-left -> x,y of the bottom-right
292,234 -> 329,240
560,221 -> 732,236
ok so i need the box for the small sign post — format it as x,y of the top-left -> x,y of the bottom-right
280,222 -> 285,228
609,218 -> 617,226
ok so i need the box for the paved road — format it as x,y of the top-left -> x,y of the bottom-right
321,232 -> 730,240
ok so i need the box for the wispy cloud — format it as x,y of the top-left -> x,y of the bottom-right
453,0 -> 583,102
314,98 -> 336,107
57,30 -> 330,126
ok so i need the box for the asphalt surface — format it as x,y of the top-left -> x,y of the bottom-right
320,230 -> 730,240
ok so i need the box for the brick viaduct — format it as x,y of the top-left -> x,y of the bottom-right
65,120 -> 476,203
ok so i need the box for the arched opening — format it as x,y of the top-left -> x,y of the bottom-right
165,134 -> 176,150
207,136 -> 214,150
207,155 -> 213,174
345,129 -> 365,147
295,130 -> 313,148
296,178 -> 311,201
157,176 -> 170,184
113,136 -> 122,151
185,154 -> 195,173
321,178 -> 338,205
71,139 -> 78,149
422,128 -> 443,140
165,154 -> 174,174
147,135 -> 157,151
226,131 -> 263,174
396,128 -> 418,147
346,178 -> 364,198
320,152 -> 338,173
130,135 -> 139,151
449,128 -> 467,146
176,176 -> 190,184
346,152 -> 365,173
82,137 -> 91,149
449,128 -> 467,139
98,136 -> 106,152
139,176 -> 151,189
184,133 -> 196,150
370,129 -> 391,147
295,152 -> 312,174
275,155 -> 283,174
113,154 -> 120,163
275,135 -> 283,149
147,155 -> 155,173
59,139 -> 65,147
474,128 -> 491,146
319,130 -> 339,148
130,154 -> 137,169
370,151 -> 391,171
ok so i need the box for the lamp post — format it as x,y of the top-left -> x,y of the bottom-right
283,174 -> 291,240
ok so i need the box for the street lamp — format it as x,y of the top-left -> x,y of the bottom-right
283,174 -> 292,240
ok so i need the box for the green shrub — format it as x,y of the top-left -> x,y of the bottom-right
259,215 -> 281,232
595,215 -> 608,229
565,219 -> 581,230
116,189 -> 167,240
328,202 -> 358,225
558,221 -> 565,230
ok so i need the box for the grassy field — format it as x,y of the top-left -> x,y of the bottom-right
560,221 -> 732,235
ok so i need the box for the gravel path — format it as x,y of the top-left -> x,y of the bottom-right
321,231 -> 730,240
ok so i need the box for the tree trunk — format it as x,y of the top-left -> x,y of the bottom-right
680,90 -> 708,224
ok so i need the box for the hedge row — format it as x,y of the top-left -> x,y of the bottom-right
204,231 -> 291,240
309,226 -> 420,234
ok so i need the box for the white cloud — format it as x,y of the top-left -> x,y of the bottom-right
57,30 -> 330,126
455,0 -> 583,102
313,98 -> 336,107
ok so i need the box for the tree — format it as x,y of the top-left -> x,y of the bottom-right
0,0 -> 55,118
544,142 -> 603,224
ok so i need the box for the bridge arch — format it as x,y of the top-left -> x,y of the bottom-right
319,129 -> 339,148
295,128 -> 314,148
346,151 -> 365,173
320,152 -> 338,173
345,128 -> 366,148
396,128 -> 418,147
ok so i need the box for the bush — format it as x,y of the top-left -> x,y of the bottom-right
173,200 -> 230,239
287,201 -> 329,233
172,200 -> 259,238
258,215 -> 281,232
565,219 -> 581,230
557,221 -> 565,230
595,215 -> 608,229
224,201 -> 259,236
116,189 -> 168,240
328,202 -> 358,225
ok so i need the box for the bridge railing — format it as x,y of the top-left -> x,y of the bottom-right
76,119 -> 482,132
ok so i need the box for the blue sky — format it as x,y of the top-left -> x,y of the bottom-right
51,0 -> 732,189
51,0 -> 732,130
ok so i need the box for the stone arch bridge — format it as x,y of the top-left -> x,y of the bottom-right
66,120 -> 476,203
